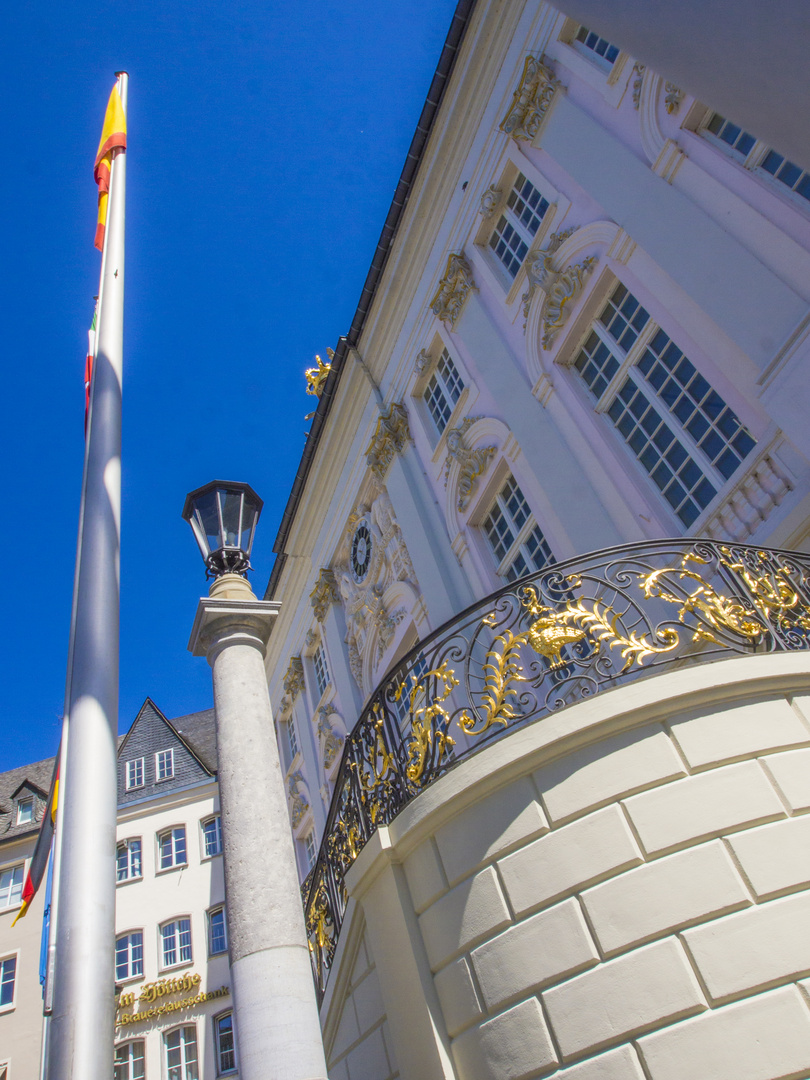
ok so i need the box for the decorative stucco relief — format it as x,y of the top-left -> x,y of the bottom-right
414,348 -> 432,375
283,656 -> 305,701
310,568 -> 340,623
444,416 -> 497,512
287,771 -> 309,829
366,402 -> 411,481
521,228 -> 596,348
479,183 -> 502,218
316,705 -> 344,771
500,55 -> 560,141
430,253 -> 475,329
334,488 -> 420,694
664,83 -> 684,114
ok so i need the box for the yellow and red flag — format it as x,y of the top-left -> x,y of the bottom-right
12,757 -> 59,927
94,84 -> 127,251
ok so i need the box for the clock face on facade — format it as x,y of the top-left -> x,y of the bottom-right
351,521 -> 373,583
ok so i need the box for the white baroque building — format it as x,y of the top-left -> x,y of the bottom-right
262,1 -> 810,1078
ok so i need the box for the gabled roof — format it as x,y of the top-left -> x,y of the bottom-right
118,698 -> 217,776
0,755 -> 55,841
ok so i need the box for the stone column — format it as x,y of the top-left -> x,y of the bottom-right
189,573 -> 328,1080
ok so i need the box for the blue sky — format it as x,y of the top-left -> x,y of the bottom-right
0,0 -> 459,771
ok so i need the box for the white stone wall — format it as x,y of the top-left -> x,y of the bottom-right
338,654 -> 810,1079
323,913 -> 399,1080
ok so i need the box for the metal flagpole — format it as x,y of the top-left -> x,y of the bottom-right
45,71 -> 128,1080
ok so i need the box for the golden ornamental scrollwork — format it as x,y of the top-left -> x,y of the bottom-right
500,55 -> 560,141
430,253 -> 475,329
642,553 -> 764,646
717,547 -> 810,635
396,661 -> 457,783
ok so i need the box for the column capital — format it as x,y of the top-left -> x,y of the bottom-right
188,575 -> 281,660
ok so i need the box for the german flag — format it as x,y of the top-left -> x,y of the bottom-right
94,84 -> 127,251
12,756 -> 59,927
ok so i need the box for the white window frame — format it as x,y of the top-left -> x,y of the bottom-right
423,347 -> 465,438
303,830 -> 317,872
116,838 -> 142,883
115,930 -> 143,983
208,906 -> 228,957
486,171 -> 551,285
481,474 -> 556,583
160,916 -> 193,970
0,864 -> 24,909
164,1024 -> 199,1080
114,1039 -> 145,1080
285,717 -> 299,765
568,280 -> 757,527
15,798 -> 33,826
157,826 -> 187,872
125,758 -> 144,791
214,1011 -> 237,1076
571,24 -> 621,69
155,748 -> 175,782
0,954 -> 17,1012
312,642 -> 331,699
698,109 -> 810,210
201,815 -> 222,859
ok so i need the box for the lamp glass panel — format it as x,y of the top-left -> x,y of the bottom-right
193,489 -> 221,556
219,491 -> 244,549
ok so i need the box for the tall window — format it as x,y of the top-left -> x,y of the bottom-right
313,643 -> 330,698
573,25 -> 620,65
0,865 -> 23,908
158,827 -> 187,870
116,839 -> 142,883
115,932 -> 143,981
125,758 -> 144,790
114,1040 -> 145,1080
424,348 -> 464,435
16,798 -> 33,825
286,718 -> 299,763
208,907 -> 228,956
164,1026 -> 198,1080
702,112 -> 810,205
488,173 -> 549,279
573,282 -> 756,526
214,1012 -> 237,1075
161,917 -> 192,968
0,957 -> 16,1008
483,476 -> 555,582
156,748 -> 175,781
304,831 -> 317,871
202,815 -> 222,858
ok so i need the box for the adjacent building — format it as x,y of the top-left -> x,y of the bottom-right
0,701 -> 238,1080
263,1 -> 810,1077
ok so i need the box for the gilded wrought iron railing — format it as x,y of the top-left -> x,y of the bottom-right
303,540 -> 810,996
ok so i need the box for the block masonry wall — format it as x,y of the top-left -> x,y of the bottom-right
336,654 -> 810,1080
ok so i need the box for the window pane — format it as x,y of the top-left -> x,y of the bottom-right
203,816 -> 222,858
210,909 -> 227,955
0,866 -> 23,907
424,349 -> 464,435
489,174 -> 548,278
0,957 -> 16,1006
215,1013 -> 236,1074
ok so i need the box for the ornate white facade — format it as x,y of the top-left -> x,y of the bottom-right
263,2 -> 810,1078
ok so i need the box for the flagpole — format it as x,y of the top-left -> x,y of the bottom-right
45,71 -> 128,1080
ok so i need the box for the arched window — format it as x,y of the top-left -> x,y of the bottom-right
164,1025 -> 198,1080
114,1040 -> 145,1080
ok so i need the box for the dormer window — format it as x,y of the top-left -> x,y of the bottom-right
125,758 -> 144,791
16,799 -> 33,826
156,749 -> 175,781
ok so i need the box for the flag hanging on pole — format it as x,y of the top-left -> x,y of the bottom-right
93,85 -> 127,251
85,301 -> 98,434
12,755 -> 59,927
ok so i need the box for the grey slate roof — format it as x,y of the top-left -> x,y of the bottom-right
0,703 -> 218,840
0,756 -> 55,841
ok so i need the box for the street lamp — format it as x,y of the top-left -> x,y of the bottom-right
182,480 -> 263,577
184,481 -> 328,1080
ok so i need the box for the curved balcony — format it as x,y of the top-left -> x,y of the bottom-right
303,539 -> 810,997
